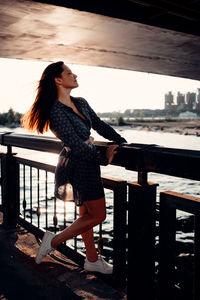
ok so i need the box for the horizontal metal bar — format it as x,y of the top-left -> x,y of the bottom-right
16,158 -> 127,191
16,157 -> 56,173
1,133 -> 62,153
1,133 -> 200,181
160,191 -> 200,214
0,132 -> 12,144
112,144 -> 200,181
102,175 -> 127,190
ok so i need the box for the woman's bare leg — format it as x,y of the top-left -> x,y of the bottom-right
79,204 -> 98,262
51,197 -> 106,249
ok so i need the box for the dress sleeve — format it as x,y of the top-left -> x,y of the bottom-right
84,99 -> 127,144
49,109 -> 108,166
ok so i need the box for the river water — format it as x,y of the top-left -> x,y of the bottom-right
0,126 -> 199,254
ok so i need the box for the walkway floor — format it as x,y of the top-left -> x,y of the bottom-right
0,213 -> 126,300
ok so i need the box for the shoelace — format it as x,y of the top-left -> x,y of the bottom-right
99,255 -> 106,271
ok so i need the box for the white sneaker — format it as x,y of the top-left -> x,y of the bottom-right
84,255 -> 113,274
35,231 -> 55,264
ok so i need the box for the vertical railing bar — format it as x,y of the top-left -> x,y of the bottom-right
53,196 -> 57,234
0,156 -> 2,206
30,166 -> 33,224
158,193 -> 177,300
112,182 -> 127,287
19,164 -> 22,217
98,222 -> 103,256
45,171 -> 48,230
1,151 -> 20,228
128,179 -> 158,300
194,211 -> 200,300
0,156 -> 1,206
99,222 -> 102,239
64,201 -> 66,228
64,200 -> 66,245
23,164 -> 26,219
37,168 -> 40,228
138,171 -> 147,185
74,204 -> 77,251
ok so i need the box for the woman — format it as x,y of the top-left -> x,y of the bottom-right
21,61 -> 127,274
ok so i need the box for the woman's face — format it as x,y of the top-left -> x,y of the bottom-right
58,64 -> 78,89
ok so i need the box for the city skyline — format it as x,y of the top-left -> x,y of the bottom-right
1,57 -> 200,114
165,89 -> 200,112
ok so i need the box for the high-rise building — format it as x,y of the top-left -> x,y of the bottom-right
165,91 -> 174,109
197,89 -> 200,103
196,89 -> 200,112
176,92 -> 185,110
186,92 -> 196,111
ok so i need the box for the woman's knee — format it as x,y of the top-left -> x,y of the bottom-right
85,197 -> 106,225
89,212 -> 106,226
95,211 -> 106,224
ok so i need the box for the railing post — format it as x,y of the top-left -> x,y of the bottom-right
127,172 -> 158,300
113,180 -> 127,287
158,192 -> 176,300
1,148 -> 19,228
194,212 -> 200,300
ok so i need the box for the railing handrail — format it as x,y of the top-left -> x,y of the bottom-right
1,131 -> 200,180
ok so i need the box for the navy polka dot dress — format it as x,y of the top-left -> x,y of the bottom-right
49,97 -> 127,206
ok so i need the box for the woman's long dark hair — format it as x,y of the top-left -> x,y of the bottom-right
21,61 -> 64,134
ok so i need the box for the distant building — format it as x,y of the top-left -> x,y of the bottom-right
186,92 -> 196,111
179,111 -> 197,119
176,92 -> 185,110
170,104 -> 178,110
196,89 -> 200,112
165,91 -> 174,109
164,89 -> 200,114
197,88 -> 200,103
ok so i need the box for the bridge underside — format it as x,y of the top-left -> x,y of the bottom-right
1,0 -> 200,80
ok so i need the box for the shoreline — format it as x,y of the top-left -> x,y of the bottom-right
111,119 -> 200,137
1,119 -> 200,137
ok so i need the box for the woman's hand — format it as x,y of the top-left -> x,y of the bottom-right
106,144 -> 119,164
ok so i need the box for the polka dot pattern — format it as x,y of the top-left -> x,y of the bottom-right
49,97 -> 127,206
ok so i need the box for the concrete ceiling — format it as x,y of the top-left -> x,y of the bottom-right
1,0 -> 200,80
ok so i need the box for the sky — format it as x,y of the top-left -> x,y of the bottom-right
1,57 -> 200,114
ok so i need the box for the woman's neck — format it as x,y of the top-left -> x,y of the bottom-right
57,88 -> 72,106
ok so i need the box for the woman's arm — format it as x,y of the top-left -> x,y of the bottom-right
49,109 -> 108,165
83,99 -> 127,144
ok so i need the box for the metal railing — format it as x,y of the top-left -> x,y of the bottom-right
0,132 -> 200,299
159,191 -> 200,300
0,132 -> 127,287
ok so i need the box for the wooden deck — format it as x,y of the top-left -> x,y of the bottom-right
0,212 -> 126,300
